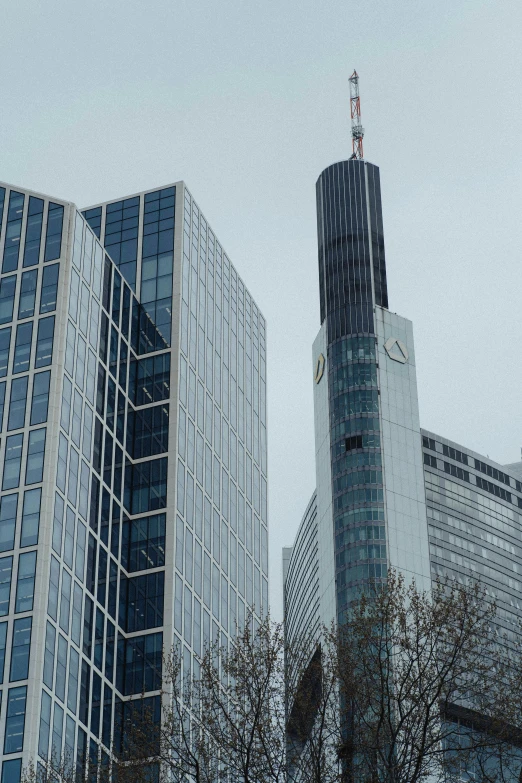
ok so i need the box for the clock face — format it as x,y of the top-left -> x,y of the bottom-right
314,353 -> 325,383
384,337 -> 409,364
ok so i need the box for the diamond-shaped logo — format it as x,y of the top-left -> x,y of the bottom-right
384,337 -> 409,364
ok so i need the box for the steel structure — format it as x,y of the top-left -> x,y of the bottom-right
349,70 -> 364,159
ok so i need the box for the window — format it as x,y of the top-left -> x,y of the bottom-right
0,494 -> 17,552
424,453 -> 437,468
124,457 -> 168,514
43,621 -> 55,689
1,759 -> 22,783
18,269 -> 38,319
30,371 -> 50,425
55,635 -> 67,703
442,444 -> 468,465
38,691 -> 52,759
3,433 -> 23,490
35,316 -> 55,367
26,428 -> 46,484
20,488 -> 41,547
116,632 -> 162,695
0,556 -> 13,615
15,551 -> 37,612
68,647 -> 79,714
40,263 -> 59,313
0,382 -> 5,430
4,685 -> 27,753
47,557 -> 59,620
23,196 -> 44,268
0,622 -> 7,683
0,328 -> 11,377
9,617 -> 31,681
0,276 -> 16,324
2,191 -> 25,273
119,571 -> 165,632
44,202 -> 64,262
121,513 -> 166,572
129,404 -> 169,458
7,377 -> 28,430
13,322 -> 33,374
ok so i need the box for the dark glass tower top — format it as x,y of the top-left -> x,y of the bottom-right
316,159 -> 388,341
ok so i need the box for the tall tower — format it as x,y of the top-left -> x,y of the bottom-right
0,179 -> 268,781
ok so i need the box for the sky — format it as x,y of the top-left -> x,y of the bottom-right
2,0 -> 522,619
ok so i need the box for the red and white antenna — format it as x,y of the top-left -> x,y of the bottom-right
349,70 -> 364,159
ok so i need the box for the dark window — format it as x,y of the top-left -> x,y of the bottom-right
25,428 -> 46,485
13,322 -> 32,375
130,352 -> 171,405
0,328 -> 11,377
18,269 -> 37,319
121,513 -> 166,572
474,459 -> 511,486
0,621 -> 7,684
7,378 -> 27,431
116,632 -> 162,695
124,457 -> 168,514
443,462 -> 469,482
345,434 -> 363,452
0,276 -> 17,324
9,617 -> 31,681
82,206 -> 102,239
20,488 -> 41,547
35,316 -> 55,367
44,202 -> 64,262
119,571 -> 164,632
476,475 -> 511,502
0,556 -> 13,615
2,191 -> 25,273
442,444 -> 468,465
3,434 -> 23,490
0,494 -> 17,552
15,551 -> 36,612
40,263 -> 59,313
128,404 -> 169,458
22,196 -> 44,268
3,685 -> 27,753
30,371 -> 50,425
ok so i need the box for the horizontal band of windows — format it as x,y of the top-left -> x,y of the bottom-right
336,561 -> 388,591
335,524 -> 386,550
335,488 -> 384,511
333,450 -> 382,476
334,505 -> 385,531
333,469 -> 383,494
429,546 -> 522,594
336,544 -> 387,568
330,416 -> 380,443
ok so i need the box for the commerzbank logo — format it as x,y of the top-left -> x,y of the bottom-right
314,353 -> 325,383
384,337 -> 409,364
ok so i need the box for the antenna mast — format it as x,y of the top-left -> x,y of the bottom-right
349,70 -> 364,159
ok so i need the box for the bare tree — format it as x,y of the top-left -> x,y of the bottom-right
324,571 -> 522,783
25,578 -> 522,783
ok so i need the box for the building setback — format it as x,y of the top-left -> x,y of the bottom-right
0,180 -> 268,780
284,155 -> 522,759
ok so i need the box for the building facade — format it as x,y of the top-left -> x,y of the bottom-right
284,155 -> 522,758
0,179 -> 268,780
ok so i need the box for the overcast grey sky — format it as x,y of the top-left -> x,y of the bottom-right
2,0 -> 522,618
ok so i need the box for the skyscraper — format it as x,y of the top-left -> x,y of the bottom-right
284,154 -> 522,757
0,179 -> 268,781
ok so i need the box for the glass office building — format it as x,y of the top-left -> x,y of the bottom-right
0,179 -> 268,780
284,154 -> 522,765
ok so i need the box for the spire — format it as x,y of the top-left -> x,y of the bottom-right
349,70 -> 364,159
